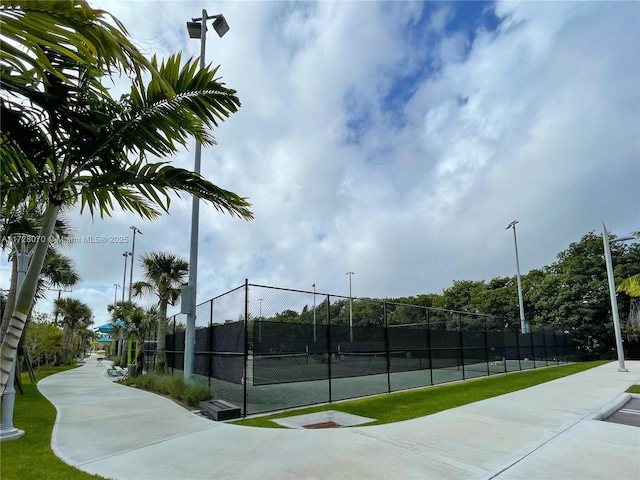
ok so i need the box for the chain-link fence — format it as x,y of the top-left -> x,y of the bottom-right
158,281 -> 576,416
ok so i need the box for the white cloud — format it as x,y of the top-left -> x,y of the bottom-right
3,0 -> 637,327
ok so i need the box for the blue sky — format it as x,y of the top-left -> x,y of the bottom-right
2,1 -> 638,325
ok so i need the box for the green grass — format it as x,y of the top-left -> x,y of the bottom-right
0,365 -> 109,480
626,384 -> 640,394
232,361 -> 609,428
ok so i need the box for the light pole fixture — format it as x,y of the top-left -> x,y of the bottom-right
506,221 -> 528,334
122,252 -> 131,304
128,226 -> 143,301
602,223 -> 634,373
113,284 -> 120,305
346,272 -> 354,342
183,9 -> 230,380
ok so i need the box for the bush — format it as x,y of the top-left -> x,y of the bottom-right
124,373 -> 212,408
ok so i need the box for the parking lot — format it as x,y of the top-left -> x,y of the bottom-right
604,396 -> 640,427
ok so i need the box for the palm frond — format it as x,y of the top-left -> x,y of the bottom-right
617,274 -> 640,297
110,54 -> 241,159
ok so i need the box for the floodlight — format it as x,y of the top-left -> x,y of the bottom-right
186,21 -> 203,39
212,15 -> 230,37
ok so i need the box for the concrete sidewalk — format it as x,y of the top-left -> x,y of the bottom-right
38,357 -> 640,480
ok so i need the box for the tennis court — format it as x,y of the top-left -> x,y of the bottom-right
162,283 -> 576,416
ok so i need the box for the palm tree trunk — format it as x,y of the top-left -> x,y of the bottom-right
0,256 -> 19,342
62,321 -> 74,365
155,301 -> 168,374
120,334 -> 128,366
629,297 -> 640,329
0,203 -> 61,396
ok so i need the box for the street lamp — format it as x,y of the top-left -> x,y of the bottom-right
122,252 -> 131,304
128,226 -> 143,301
602,223 -> 635,373
183,10 -> 230,380
506,221 -> 528,334
113,284 -> 120,305
312,283 -> 316,343
346,272 -> 354,342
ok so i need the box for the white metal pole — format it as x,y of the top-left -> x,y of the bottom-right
114,284 -> 119,305
128,227 -> 142,302
506,221 -> 527,334
0,236 -> 30,441
184,9 -> 208,380
602,223 -> 628,372
512,226 -> 527,334
313,283 -> 316,343
121,252 -> 130,304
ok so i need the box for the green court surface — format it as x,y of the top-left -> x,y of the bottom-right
184,356 -> 558,415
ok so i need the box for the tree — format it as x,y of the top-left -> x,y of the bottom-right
52,297 -> 92,365
523,232 -> 639,358
107,300 -> 152,366
0,1 -> 253,395
131,252 -> 188,373
0,204 -> 78,340
23,312 -> 63,367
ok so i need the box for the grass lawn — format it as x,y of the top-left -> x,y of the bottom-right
627,384 -> 640,394
0,365 -> 109,480
232,360 -> 610,428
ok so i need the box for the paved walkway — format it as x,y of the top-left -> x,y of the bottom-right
38,356 -> 640,480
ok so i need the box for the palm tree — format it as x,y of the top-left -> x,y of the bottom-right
131,252 -> 188,373
0,1 -> 253,395
0,204 -> 79,339
52,298 -> 92,365
107,300 -> 146,366
617,232 -> 640,329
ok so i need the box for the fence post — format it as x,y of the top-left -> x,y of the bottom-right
530,327 -> 536,369
484,317 -> 490,376
384,302 -> 391,394
326,295 -> 332,404
207,300 -> 213,387
541,327 -> 548,367
515,326 -> 521,371
243,279 -> 249,417
171,317 -> 176,374
459,318 -> 466,380
427,308 -> 433,386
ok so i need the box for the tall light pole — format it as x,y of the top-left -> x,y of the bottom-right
113,284 -> 120,305
602,223 -> 634,372
128,226 -> 142,301
346,272 -> 354,342
506,221 -> 528,334
183,10 -> 230,379
312,283 -> 316,343
122,252 -> 131,304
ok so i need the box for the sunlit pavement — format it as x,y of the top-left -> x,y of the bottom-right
38,356 -> 640,480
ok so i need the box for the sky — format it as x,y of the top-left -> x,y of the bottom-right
1,0 -> 639,327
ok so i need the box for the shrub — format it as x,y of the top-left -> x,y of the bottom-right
124,373 -> 212,408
